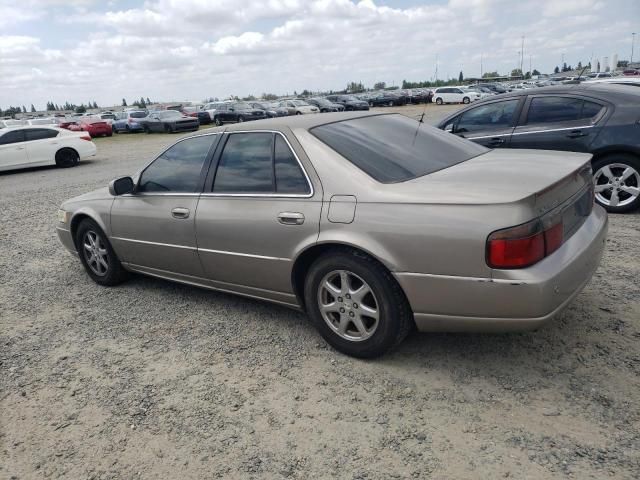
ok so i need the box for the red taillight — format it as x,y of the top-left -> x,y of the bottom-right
80,135 -> 92,141
487,218 -> 564,269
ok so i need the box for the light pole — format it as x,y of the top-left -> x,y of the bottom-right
520,36 -> 525,75
632,33 -> 637,64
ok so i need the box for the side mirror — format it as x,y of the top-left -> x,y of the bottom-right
109,176 -> 134,196
444,123 -> 454,133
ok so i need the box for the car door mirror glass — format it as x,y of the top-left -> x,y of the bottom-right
444,123 -> 454,132
109,176 -> 135,196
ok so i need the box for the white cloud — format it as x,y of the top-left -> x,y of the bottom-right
0,0 -> 637,109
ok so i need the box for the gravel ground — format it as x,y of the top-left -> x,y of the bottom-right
1,104 -> 639,479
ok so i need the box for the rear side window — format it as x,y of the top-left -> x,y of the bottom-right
138,135 -> 215,193
24,128 -> 58,141
311,114 -> 487,183
0,130 -> 26,145
526,97 -> 603,124
129,111 -> 147,119
213,132 -> 311,195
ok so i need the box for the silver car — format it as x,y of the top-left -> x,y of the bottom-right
56,112 -> 608,358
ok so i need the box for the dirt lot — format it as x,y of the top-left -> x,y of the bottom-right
1,104 -> 639,479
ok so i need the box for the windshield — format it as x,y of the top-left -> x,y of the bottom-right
291,100 -> 309,106
233,103 -> 251,109
311,114 -> 487,183
311,98 -> 330,106
129,111 -> 147,118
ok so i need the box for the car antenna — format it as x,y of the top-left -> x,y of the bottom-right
575,65 -> 589,83
412,96 -> 429,146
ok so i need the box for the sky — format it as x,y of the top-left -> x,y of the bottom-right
0,0 -> 638,110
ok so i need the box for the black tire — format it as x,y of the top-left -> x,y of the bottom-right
295,111 -> 302,115
125,125 -> 130,132
215,117 -> 223,126
107,132 -> 113,137
462,97 -> 470,104
144,126 -> 151,134
75,219 -> 128,286
304,249 -> 413,359
164,124 -> 173,133
369,102 -> 374,107
388,101 -> 394,107
238,116 -> 245,122
592,154 -> 640,213
55,148 -> 79,168
435,97 -> 443,105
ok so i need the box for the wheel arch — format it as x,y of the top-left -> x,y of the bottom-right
69,210 -> 110,250
291,241 -> 407,313
589,146 -> 640,164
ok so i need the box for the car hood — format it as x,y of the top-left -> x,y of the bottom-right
62,187 -> 112,207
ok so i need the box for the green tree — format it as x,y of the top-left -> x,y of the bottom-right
146,97 -> 151,105
458,71 -> 463,82
481,71 -> 500,78
561,62 -> 568,72
262,93 -> 278,100
510,69 -> 523,77
30,104 -> 36,112
577,61 -> 583,70
373,81 -> 386,90
532,69 -> 541,76
554,66 -> 560,74
122,98 -> 127,107
75,105 -> 86,114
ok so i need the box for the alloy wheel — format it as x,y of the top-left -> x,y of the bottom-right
317,270 -> 380,342
82,230 -> 109,276
594,163 -> 640,208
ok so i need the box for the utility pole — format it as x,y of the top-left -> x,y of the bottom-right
632,33 -> 637,63
529,54 -> 532,76
480,53 -> 483,78
435,54 -> 439,83
520,36 -> 525,74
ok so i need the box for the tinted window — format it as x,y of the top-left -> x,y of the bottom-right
456,100 -> 519,133
275,135 -> 310,194
0,130 -> 25,145
24,128 -> 58,141
138,135 -> 215,193
214,133 -> 274,193
311,114 -> 487,183
580,100 -> 604,120
526,97 -> 583,124
129,111 -> 147,119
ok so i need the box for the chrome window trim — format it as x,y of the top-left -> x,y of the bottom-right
510,124 -> 595,136
207,129 -> 315,199
466,132 -> 513,140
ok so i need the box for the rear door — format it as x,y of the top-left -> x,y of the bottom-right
450,98 -> 523,148
0,130 -> 28,169
510,95 -> 607,152
110,134 -> 219,275
24,128 -> 60,164
195,130 -> 322,296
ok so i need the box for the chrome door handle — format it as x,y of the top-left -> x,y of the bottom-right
566,130 -> 587,138
171,207 -> 190,219
488,138 -> 505,146
16,147 -> 25,150
277,212 -> 305,225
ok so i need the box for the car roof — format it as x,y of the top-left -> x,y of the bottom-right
224,111 -> 391,133
470,83 -> 640,103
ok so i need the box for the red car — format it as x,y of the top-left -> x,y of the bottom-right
78,116 -> 112,137
56,119 -> 83,131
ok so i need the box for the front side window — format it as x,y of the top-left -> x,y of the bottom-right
456,100 -> 520,133
138,135 -> 215,193
311,114 -> 487,183
0,130 -> 26,145
213,132 -> 311,195
24,128 -> 58,141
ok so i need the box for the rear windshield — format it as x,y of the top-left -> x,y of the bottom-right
310,114 -> 487,183
129,111 -> 147,118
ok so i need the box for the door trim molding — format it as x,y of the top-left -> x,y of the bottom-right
197,247 -> 291,262
111,236 -> 197,250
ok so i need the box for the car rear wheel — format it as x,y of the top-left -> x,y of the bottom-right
75,219 -> 128,286
55,148 -> 79,168
592,154 -> 640,213
435,97 -> 443,105
387,101 -> 394,107
462,97 -> 470,104
215,117 -> 223,126
237,116 -> 245,122
304,249 -> 413,358
143,126 -> 151,134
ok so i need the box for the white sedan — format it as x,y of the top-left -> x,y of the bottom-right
0,126 -> 97,172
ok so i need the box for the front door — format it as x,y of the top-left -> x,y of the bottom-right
509,95 -> 606,152
0,129 -> 28,170
110,134 -> 219,275
196,131 -> 322,295
24,128 -> 60,164
452,98 -> 523,148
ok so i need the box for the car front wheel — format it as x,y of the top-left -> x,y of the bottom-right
215,117 -> 223,126
592,154 -> 640,213
435,98 -> 443,105
55,148 -> 79,168
304,249 -> 413,358
462,97 -> 470,104
75,219 -> 128,286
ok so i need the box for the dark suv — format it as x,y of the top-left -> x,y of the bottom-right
212,102 -> 266,125
437,83 -> 640,212
325,95 -> 369,111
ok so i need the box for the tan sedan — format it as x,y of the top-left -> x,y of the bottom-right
56,112 -> 607,358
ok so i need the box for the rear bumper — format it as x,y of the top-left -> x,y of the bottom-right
394,206 -> 608,332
